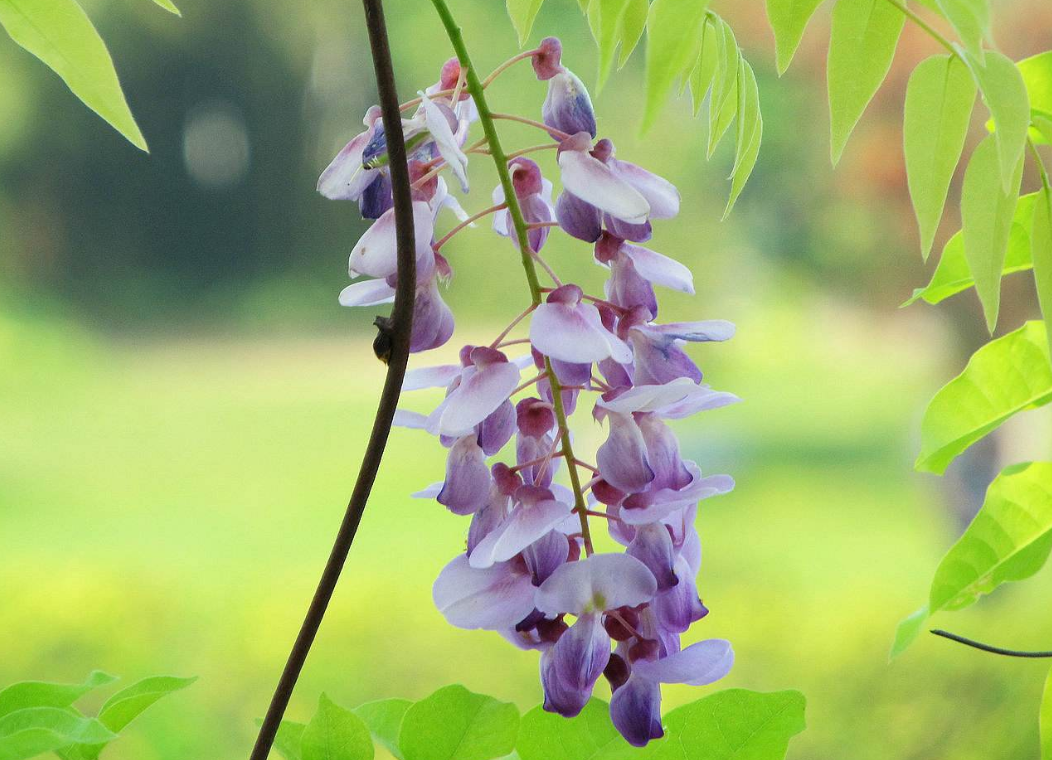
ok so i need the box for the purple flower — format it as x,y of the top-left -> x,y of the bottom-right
493,158 -> 555,253
530,284 -> 632,364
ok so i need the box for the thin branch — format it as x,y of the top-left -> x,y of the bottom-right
930,629 -> 1052,658
247,0 -> 416,756
491,112 -> 571,141
881,0 -> 956,55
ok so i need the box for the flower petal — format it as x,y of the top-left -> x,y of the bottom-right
543,70 -> 597,140
621,244 -> 694,294
541,613 -> 609,717
420,92 -> 470,193
531,300 -> 632,364
610,159 -> 680,219
626,523 -> 678,591
609,674 -> 663,747
349,201 -> 434,279
338,279 -> 396,308
632,639 -> 733,686
469,497 -> 572,568
437,435 -> 492,515
433,555 -> 536,630
536,553 -> 657,615
558,150 -> 650,224
427,360 -> 521,436
318,127 -> 379,201
555,191 -> 603,243
596,413 -> 655,494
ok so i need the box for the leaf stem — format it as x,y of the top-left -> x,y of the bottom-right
433,202 -> 507,251
428,0 -> 594,555
931,629 -> 1052,658
247,0 -> 417,755
880,0 -> 957,55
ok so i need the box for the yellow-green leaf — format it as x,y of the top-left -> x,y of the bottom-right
961,135 -> 1024,332
1020,51 -> 1052,146
688,18 -> 718,116
904,55 -> 976,260
916,321 -> 1052,474
765,0 -> 825,75
903,193 -> 1037,307
0,0 -> 147,150
1034,186 -> 1052,362
642,0 -> 711,131
935,0 -> 989,62
894,462 -> 1052,655
827,0 -> 905,165
506,0 -> 546,46
616,0 -> 648,69
725,58 -> 762,217
707,17 -> 739,157
592,0 -> 633,90
963,48 -> 1030,192
302,694 -> 373,760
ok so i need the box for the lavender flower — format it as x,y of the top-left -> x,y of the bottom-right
321,40 -> 738,746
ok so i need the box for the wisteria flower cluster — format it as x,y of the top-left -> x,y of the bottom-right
319,37 -> 739,747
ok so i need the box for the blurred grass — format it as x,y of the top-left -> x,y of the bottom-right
3,298 -> 1052,760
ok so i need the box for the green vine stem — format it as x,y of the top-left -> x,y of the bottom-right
428,0 -> 595,554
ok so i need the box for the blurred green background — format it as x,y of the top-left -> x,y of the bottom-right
3,0 -> 1052,757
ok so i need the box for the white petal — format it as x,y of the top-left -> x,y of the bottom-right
622,244 -> 694,294
427,362 -> 521,436
404,364 -> 462,391
530,301 -> 631,364
338,279 -> 396,308
421,92 -> 470,193
317,129 -> 379,201
632,639 -> 733,685
535,553 -> 656,615
558,151 -> 649,224
393,409 -> 429,429
469,498 -> 572,568
349,201 -> 435,279
433,555 -> 536,630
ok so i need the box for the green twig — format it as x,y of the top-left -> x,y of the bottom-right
427,0 -> 595,554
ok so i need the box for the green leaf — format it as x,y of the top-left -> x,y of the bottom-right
1042,666 -> 1052,760
934,0 -> 989,61
930,462 -> 1052,612
894,463 -> 1052,654
764,0 -> 825,75
1020,52 -> 1052,145
64,676 -> 196,760
273,720 -> 307,760
0,708 -> 116,760
903,193 -> 1036,307
707,18 -> 739,157
1035,187 -> 1052,362
616,0 -> 648,68
516,700 -> 624,760
592,0 -> 634,90
353,699 -> 412,760
963,49 -> 1030,192
0,672 -> 116,719
148,0 -> 180,15
301,694 -> 373,760
916,321 -> 1052,474
661,689 -> 807,760
904,55 -> 976,260
889,606 -> 930,660
642,0 -> 711,132
0,0 -> 147,151
724,59 -> 762,218
688,19 -> 718,117
826,0 -> 905,165
506,0 -> 545,46
399,685 -> 519,760
961,135 -> 1024,332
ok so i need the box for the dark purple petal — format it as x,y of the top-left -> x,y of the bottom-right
603,213 -> 652,243
555,191 -> 602,242
609,674 -> 664,747
654,557 -> 708,633
541,613 -> 609,717
605,251 -> 658,316
523,530 -> 570,585
543,70 -> 597,140
437,435 -> 492,515
637,414 -> 691,491
627,524 -> 678,591
628,329 -> 703,386
596,413 -> 655,494
478,400 -> 516,455
359,172 -> 393,219
410,276 -> 455,354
